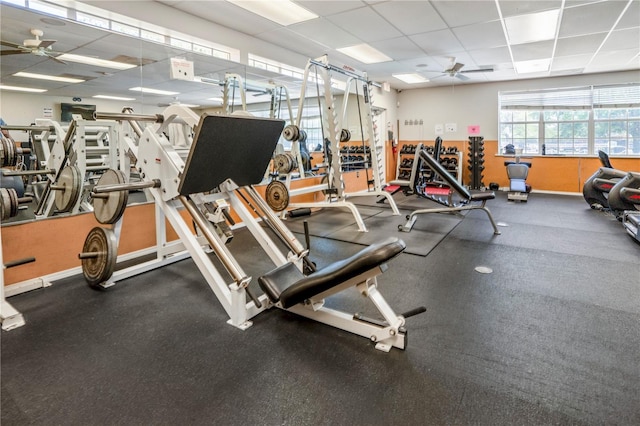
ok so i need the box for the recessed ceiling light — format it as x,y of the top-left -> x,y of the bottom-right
227,0 -> 318,26
336,44 -> 392,64
505,9 -> 560,45
514,58 -> 551,74
13,72 -> 85,83
0,85 -> 47,93
93,95 -> 137,101
392,73 -> 429,84
129,87 -> 180,96
57,53 -> 137,70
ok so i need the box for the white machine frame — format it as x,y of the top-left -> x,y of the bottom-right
90,105 -> 409,351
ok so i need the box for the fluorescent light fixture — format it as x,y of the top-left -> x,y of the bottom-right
129,87 -> 180,96
505,9 -> 560,45
0,85 -> 47,93
336,44 -> 392,64
13,72 -> 85,83
207,97 -> 223,103
93,95 -> 137,101
392,73 -> 429,84
227,0 -> 318,26
57,53 -> 137,70
514,58 -> 551,74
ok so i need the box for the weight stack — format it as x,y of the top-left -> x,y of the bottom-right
467,136 -> 485,190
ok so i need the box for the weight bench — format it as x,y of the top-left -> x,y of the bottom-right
259,237 -> 414,351
399,149 -> 501,234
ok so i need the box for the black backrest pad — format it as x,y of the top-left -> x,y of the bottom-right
278,237 -> 406,309
418,150 -> 471,200
179,114 -> 285,195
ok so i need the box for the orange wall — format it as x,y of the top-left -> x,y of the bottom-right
397,139 -> 640,192
2,203 -> 192,285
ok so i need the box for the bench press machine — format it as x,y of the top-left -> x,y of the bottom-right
82,107 -> 422,351
399,148 -> 501,235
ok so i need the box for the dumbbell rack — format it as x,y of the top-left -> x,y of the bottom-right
394,143 -> 462,186
467,136 -> 486,190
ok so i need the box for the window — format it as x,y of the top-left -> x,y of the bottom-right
499,84 -> 640,156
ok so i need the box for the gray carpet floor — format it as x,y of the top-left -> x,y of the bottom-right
2,191 -> 639,425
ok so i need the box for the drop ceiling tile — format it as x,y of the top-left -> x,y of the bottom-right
371,1 -> 448,36
555,32 -> 607,57
258,28 -> 329,58
170,1 -> 282,36
370,36 -> 425,61
410,29 -> 464,55
431,1 -> 500,27
511,40 -> 555,62
326,6 -> 402,42
452,20 -> 507,50
498,0 -> 561,17
550,53 -> 591,71
616,0 -> 640,30
586,48 -> 640,72
601,28 -> 640,52
559,1 -> 628,38
468,46 -> 512,65
289,18 -> 360,49
300,1 -> 366,16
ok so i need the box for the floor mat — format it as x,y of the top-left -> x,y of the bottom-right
325,209 -> 462,256
282,205 -> 382,236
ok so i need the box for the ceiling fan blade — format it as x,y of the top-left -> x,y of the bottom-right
451,62 -> 465,72
38,39 -> 56,49
0,40 -> 22,48
461,67 -> 494,73
49,54 -> 66,64
0,50 -> 28,55
455,73 -> 470,81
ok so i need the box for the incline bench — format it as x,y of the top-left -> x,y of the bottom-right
399,149 -> 501,234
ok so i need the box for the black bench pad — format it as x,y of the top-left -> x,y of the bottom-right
258,237 -> 406,309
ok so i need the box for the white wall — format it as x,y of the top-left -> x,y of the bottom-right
396,70 -> 639,142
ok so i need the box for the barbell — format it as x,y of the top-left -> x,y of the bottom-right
2,165 -> 82,213
90,169 -> 161,224
0,138 -> 32,168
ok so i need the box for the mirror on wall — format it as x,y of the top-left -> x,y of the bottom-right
0,3 -> 248,225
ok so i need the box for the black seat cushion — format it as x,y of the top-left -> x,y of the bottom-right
258,237 -> 406,309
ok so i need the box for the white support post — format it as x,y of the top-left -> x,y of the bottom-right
0,228 -> 25,331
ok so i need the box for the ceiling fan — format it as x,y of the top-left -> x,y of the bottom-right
431,58 -> 494,81
0,29 -> 65,63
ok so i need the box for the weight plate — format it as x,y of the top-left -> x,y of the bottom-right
7,187 -> 17,218
81,226 -> 117,288
0,139 -> 6,167
298,129 -> 307,143
0,187 -> 14,220
265,180 -> 289,212
54,165 -> 82,213
282,124 -> 300,142
340,128 -> 351,142
274,153 -> 296,174
92,169 -> 129,224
